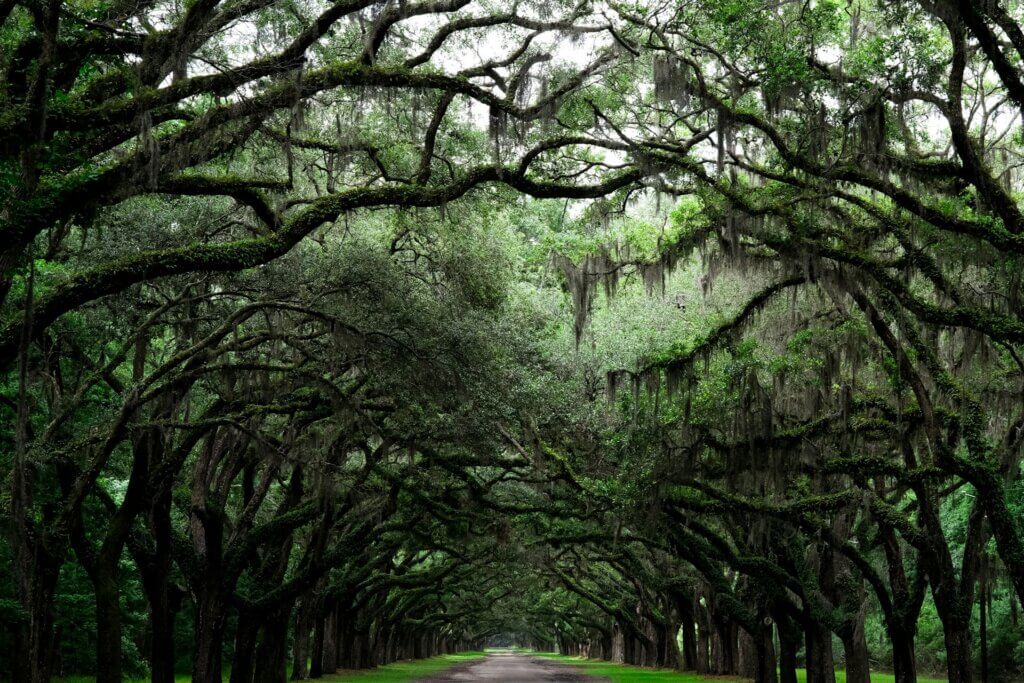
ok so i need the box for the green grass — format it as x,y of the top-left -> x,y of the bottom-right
55,652 -> 947,683
57,678 -> 193,682
792,672 -> 945,683
55,652 -> 486,683
323,651 -> 487,682
537,653 -> 948,683
537,653 -> 737,683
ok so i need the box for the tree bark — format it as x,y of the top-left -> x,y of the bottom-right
841,613 -> 871,683
678,599 -> 697,671
229,615 -> 260,683
322,607 -> 339,673
753,625 -> 778,683
137,489 -> 179,683
737,628 -> 757,678
11,550 -> 62,683
804,618 -> 836,683
291,599 -> 312,680
253,607 -> 291,683
192,586 -> 227,682
711,617 -> 736,675
309,612 -> 325,678
777,624 -> 799,683
980,561 -> 989,683
940,618 -> 973,683
695,604 -> 710,674
93,567 -> 124,683
599,630 -> 613,661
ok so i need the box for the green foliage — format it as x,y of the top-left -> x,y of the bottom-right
4,0 -> 1024,680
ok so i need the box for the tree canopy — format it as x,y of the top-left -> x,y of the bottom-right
3,1 -> 1024,683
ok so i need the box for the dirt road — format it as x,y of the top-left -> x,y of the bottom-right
417,652 -> 604,682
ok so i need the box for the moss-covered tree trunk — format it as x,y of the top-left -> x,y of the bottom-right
840,618 -> 871,683
804,618 -> 835,683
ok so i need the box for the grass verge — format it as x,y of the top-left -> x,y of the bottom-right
56,652 -> 487,683
536,653 -> 947,683
536,653 -> 741,682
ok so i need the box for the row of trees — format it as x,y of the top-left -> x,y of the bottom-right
1,0 -> 639,678
3,0 -> 1024,682
519,2 -> 1024,682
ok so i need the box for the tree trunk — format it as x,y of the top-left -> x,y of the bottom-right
382,625 -> 396,664
641,629 -> 657,667
841,618 -> 871,683
777,622 -> 799,683
192,588 -> 227,682
804,619 -> 835,683
711,618 -> 736,675
889,623 -> 917,683
93,567 -> 123,683
941,618 -> 973,683
695,608 -> 710,674
92,394 -> 175,683
980,563 -> 989,683
309,610 -> 326,678
253,608 -> 291,683
754,626 -> 778,683
322,608 -> 339,672
368,628 -> 381,666
338,619 -> 355,669
11,552 -> 62,683
137,478 -> 178,683
356,630 -> 372,668
230,615 -> 260,683
292,600 -> 312,680
149,595 -> 177,683
678,600 -> 697,671
737,628 -> 757,678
